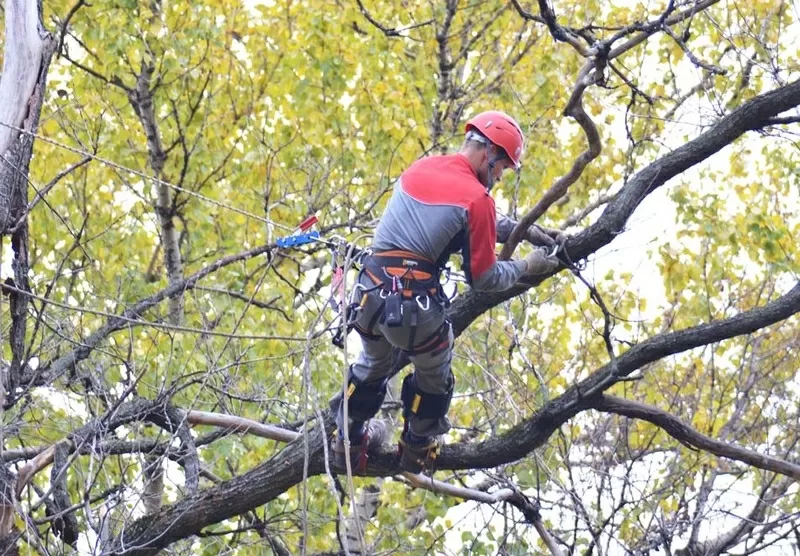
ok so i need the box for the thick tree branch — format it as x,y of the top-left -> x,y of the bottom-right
47,443 -> 78,546
593,394 -> 800,480
111,281 -> 799,553
424,281 -> 800,470
451,77 -> 800,334
0,4 -> 56,399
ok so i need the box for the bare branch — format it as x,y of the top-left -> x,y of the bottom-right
662,24 -> 726,75
402,473 -> 565,556
758,115 -> 800,127
559,192 -> 615,229
55,0 -> 88,59
499,59 -> 603,260
5,156 -> 91,234
593,395 -> 800,481
186,410 -> 301,444
354,0 -> 432,37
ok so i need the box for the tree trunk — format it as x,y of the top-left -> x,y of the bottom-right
0,0 -> 55,393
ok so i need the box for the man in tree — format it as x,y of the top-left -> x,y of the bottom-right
331,111 -> 562,473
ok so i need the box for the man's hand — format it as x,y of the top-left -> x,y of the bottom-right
526,225 -> 568,248
522,246 -> 560,276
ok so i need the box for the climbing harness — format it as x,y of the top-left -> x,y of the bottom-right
276,217 -> 454,352
359,250 -> 453,353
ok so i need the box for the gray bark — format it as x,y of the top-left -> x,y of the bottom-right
127,61 -> 184,324
0,0 -> 46,161
0,0 -> 55,396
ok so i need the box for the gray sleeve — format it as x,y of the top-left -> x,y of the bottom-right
495,213 -> 518,244
471,260 -> 527,292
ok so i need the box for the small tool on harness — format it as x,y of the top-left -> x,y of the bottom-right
384,276 -> 403,327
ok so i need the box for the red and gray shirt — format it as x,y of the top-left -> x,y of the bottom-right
372,153 -> 526,292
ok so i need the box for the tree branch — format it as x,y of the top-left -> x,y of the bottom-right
500,2 -> 605,260
110,281 -> 800,553
401,473 -> 564,556
593,394 -> 800,481
55,0 -> 87,60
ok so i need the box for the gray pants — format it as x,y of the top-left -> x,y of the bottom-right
333,272 -> 454,438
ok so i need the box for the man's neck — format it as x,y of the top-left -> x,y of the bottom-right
458,149 -> 483,178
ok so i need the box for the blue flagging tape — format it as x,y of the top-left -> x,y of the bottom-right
276,230 -> 320,249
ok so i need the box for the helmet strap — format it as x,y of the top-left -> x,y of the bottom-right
486,159 -> 496,191
485,144 -> 504,191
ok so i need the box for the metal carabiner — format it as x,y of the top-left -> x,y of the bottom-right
379,288 -> 390,299
415,295 -> 430,311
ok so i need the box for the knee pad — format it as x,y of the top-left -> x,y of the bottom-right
401,372 -> 454,420
340,372 -> 388,421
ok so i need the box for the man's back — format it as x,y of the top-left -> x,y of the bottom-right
373,153 -> 497,281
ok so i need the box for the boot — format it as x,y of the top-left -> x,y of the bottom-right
332,419 -> 390,474
398,430 -> 440,474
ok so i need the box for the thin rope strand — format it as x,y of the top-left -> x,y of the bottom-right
0,120 -> 292,231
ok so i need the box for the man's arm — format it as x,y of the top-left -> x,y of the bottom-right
495,212 -> 517,244
464,197 -> 527,292
496,213 -> 566,247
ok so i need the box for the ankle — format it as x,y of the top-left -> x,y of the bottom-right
339,419 -> 366,441
403,429 -> 430,446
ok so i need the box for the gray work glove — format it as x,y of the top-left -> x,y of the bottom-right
526,224 -> 568,249
522,246 -> 560,276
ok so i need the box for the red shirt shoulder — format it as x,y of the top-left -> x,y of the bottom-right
400,154 -> 487,207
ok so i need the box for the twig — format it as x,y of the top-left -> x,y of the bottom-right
608,62 -> 654,104
354,0 -> 433,37
5,156 -> 91,234
56,0 -> 88,59
662,24 -> 726,75
559,192 -> 615,228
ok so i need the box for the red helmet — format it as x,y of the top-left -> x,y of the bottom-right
465,110 -> 525,168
